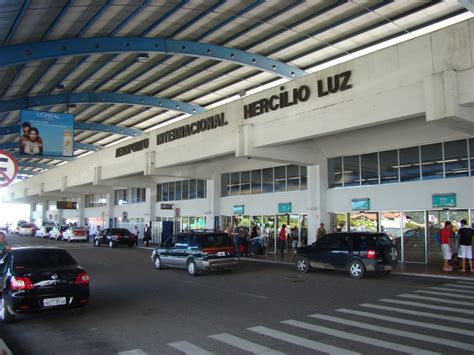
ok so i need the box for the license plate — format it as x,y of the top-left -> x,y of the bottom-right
217,251 -> 226,256
43,297 -> 67,307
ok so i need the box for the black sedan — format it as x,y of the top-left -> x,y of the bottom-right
0,248 -> 90,323
93,228 -> 135,248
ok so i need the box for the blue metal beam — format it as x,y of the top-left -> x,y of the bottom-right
0,142 -> 99,152
18,162 -> 54,170
0,37 -> 306,79
0,122 -> 144,138
74,142 -> 100,151
11,151 -> 74,161
18,169 -> 38,176
2,0 -> 30,45
0,92 -> 204,115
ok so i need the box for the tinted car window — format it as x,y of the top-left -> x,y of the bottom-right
13,250 -> 78,270
201,234 -> 234,248
339,234 -> 352,248
317,234 -> 340,248
188,235 -> 200,248
176,235 -> 188,248
109,228 -> 131,236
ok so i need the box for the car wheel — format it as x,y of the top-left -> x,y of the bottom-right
348,260 -> 365,279
295,255 -> 310,273
94,239 -> 100,247
187,260 -> 198,276
154,256 -> 162,270
1,296 -> 14,324
384,245 -> 398,267
108,240 -> 114,248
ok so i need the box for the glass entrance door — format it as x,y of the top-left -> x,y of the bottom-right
403,211 -> 426,263
262,215 -> 276,253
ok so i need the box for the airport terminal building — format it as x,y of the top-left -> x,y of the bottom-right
5,19 -> 474,265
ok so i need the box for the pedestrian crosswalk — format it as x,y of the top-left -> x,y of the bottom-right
162,280 -> 474,354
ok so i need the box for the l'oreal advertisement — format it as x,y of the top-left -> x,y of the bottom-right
20,110 -> 74,157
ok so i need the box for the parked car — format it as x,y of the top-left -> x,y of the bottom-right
93,228 -> 135,248
13,220 -> 28,234
294,232 -> 398,279
18,223 -> 37,237
0,248 -> 90,323
35,226 -> 49,239
49,226 -> 69,241
63,227 -> 88,242
151,231 -> 239,276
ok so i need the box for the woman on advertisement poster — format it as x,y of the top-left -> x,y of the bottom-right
21,126 -> 44,156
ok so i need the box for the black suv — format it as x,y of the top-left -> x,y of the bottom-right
93,228 -> 135,248
295,232 -> 398,279
151,231 -> 238,276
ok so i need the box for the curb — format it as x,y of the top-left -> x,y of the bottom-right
0,339 -> 12,355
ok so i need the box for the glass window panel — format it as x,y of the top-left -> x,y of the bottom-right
189,179 -> 197,199
343,155 -> 360,187
168,182 -> 175,201
230,172 -> 240,196
361,153 -> 379,185
328,158 -> 343,188
379,150 -> 399,184
197,180 -> 205,198
274,166 -> 286,192
251,170 -> 262,194
240,171 -> 250,195
162,183 -> 169,201
175,181 -> 182,200
444,139 -> 469,178
399,146 -> 420,182
182,180 -> 189,200
421,143 -> 443,180
300,166 -> 307,190
262,168 -> 273,193
287,165 -> 300,191
221,174 -> 229,197
469,138 -> 474,176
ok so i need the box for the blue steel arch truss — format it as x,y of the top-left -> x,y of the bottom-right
0,142 -> 99,152
0,93 -> 205,115
0,38 -> 307,79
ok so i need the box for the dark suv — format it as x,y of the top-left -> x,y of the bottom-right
294,232 -> 398,278
151,231 -> 238,276
93,228 -> 135,248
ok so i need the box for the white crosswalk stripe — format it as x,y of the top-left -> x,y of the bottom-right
430,286 -> 474,294
209,333 -> 285,355
398,293 -> 474,306
282,319 -> 439,355
380,298 -> 474,315
309,314 -> 474,351
414,289 -> 473,299
457,281 -> 474,285
360,303 -> 474,325
443,283 -> 474,290
336,308 -> 474,337
248,326 -> 360,355
167,341 -> 213,355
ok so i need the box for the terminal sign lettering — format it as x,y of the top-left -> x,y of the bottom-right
317,70 -> 352,97
115,138 -> 149,158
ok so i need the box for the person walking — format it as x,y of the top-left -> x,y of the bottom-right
133,225 -> 139,246
0,232 -> 12,255
279,224 -> 287,255
440,221 -> 454,271
458,219 -> 473,272
317,223 -> 327,240
143,223 -> 151,247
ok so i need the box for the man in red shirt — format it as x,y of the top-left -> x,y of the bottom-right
440,221 -> 453,271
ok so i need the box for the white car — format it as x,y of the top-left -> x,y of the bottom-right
35,226 -> 49,238
63,227 -> 88,242
49,225 -> 69,240
19,223 -> 37,237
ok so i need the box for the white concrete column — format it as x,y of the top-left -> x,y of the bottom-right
306,163 -> 328,244
57,200 -> 64,224
206,176 -> 221,230
40,201 -> 48,223
146,185 -> 157,226
29,203 -> 35,223
77,196 -> 85,226
106,193 -> 114,228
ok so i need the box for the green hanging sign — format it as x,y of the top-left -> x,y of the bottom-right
351,198 -> 370,211
278,202 -> 292,214
232,205 -> 244,214
432,193 -> 456,208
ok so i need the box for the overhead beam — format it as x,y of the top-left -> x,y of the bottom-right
0,92 -> 205,115
0,142 -> 100,152
0,37 -> 307,79
458,0 -> 474,13
18,162 -> 54,170
18,169 -> 38,176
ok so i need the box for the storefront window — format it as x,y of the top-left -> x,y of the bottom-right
230,173 -> 240,196
399,146 -> 420,182
251,170 -> 262,194
361,153 -> 379,185
262,168 -> 273,193
240,171 -> 250,195
300,166 -> 307,190
182,180 -> 189,200
379,150 -> 399,184
157,184 -> 162,202
168,182 -> 175,201
287,165 -> 300,191
335,213 -> 347,232
421,143 -> 443,180
343,155 -> 360,187
175,181 -> 182,200
380,212 -> 401,259
221,174 -> 229,197
349,212 -> 377,232
328,157 -> 342,188
189,179 -> 197,199
274,166 -> 286,192
197,180 -> 205,199
403,211 -> 425,263
469,138 -> 474,176
444,139 -> 469,178
162,183 -> 169,201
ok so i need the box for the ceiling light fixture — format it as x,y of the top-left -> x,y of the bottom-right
136,53 -> 150,62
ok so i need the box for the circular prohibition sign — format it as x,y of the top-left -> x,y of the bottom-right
0,150 -> 18,188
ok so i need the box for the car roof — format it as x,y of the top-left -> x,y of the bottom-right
11,247 -> 68,253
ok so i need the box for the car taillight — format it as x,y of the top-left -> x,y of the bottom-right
368,250 -> 376,259
10,276 -> 33,291
112,235 -> 121,240
75,272 -> 90,285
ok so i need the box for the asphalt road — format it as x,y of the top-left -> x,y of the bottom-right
1,234 -> 474,355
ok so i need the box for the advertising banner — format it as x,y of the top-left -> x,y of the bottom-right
20,110 -> 74,157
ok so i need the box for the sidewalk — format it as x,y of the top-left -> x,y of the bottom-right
240,252 -> 474,281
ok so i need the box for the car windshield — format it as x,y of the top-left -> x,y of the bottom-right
201,234 -> 234,248
13,249 -> 78,270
